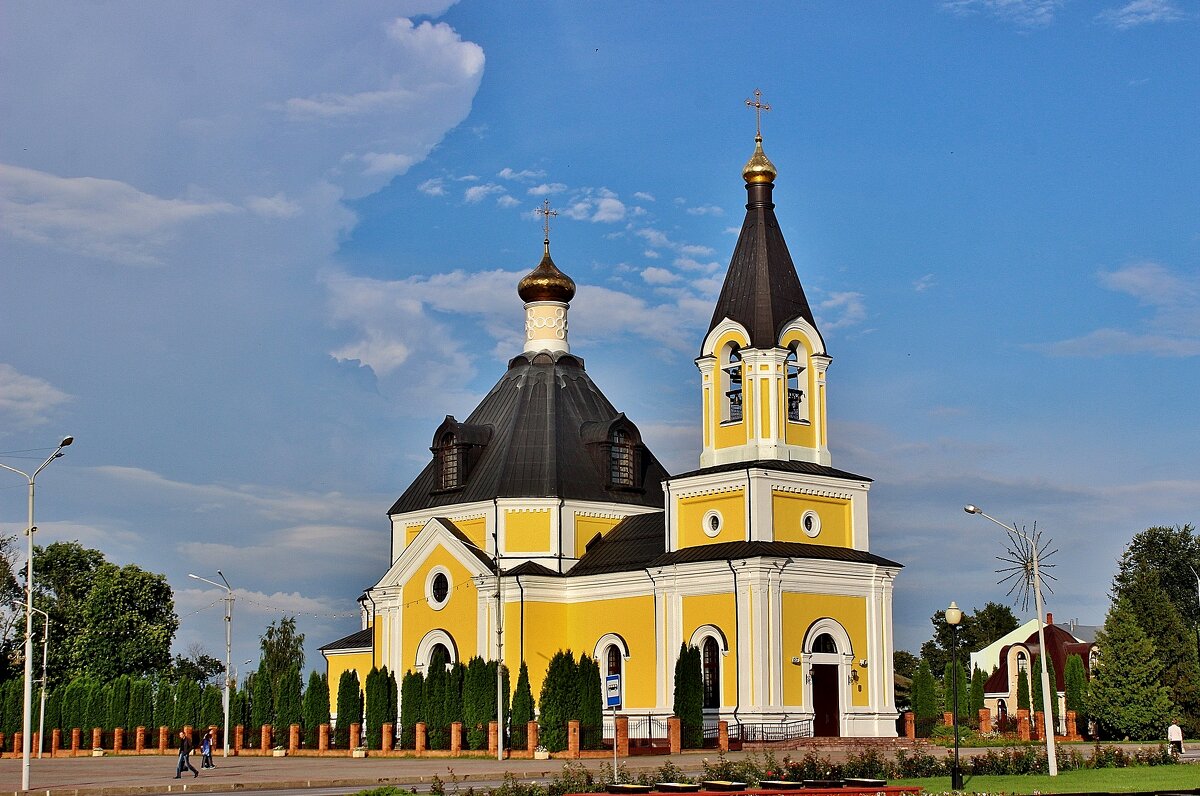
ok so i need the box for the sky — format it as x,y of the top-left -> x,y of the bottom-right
1,0 -> 1198,678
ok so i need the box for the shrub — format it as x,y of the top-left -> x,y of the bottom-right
538,650 -> 577,752
399,670 -> 424,749
302,670 -> 330,747
334,669 -> 362,748
671,644 -> 703,749
509,662 -> 534,749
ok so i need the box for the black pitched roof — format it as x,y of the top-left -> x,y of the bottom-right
707,178 -> 818,351
673,459 -> 872,483
505,560 -> 560,577
390,351 -> 670,514
564,512 -> 902,577
319,627 -> 372,652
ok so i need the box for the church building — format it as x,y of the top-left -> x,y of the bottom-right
323,118 -> 903,738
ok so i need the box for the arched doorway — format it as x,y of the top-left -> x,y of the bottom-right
803,620 -> 852,738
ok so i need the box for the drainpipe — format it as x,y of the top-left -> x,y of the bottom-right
515,573 -> 526,664
726,559 -> 741,729
644,568 -> 659,710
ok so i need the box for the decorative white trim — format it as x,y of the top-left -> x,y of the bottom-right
414,628 -> 457,670
688,624 -> 729,654
594,632 -> 631,661
801,510 -> 821,538
771,483 -> 855,500
700,317 -> 751,358
425,566 -> 453,611
702,509 -> 723,538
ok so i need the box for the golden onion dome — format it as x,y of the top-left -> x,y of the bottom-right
517,241 -> 576,303
742,134 -> 777,184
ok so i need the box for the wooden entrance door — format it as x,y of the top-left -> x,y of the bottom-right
811,664 -> 840,737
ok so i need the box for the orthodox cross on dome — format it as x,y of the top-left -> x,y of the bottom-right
745,88 -> 771,137
535,199 -> 558,242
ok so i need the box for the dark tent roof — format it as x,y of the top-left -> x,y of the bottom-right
390,351 -> 670,515
564,512 -> 902,577
319,627 -> 372,652
707,176 -> 818,351
983,623 -> 1092,694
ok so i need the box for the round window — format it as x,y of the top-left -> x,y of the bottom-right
427,567 -> 452,610
801,510 -> 821,538
703,510 -> 723,538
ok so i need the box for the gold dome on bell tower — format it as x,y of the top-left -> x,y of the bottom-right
742,89 -> 777,184
517,199 -> 576,304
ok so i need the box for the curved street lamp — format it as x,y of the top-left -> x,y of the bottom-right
0,435 -> 73,792
188,571 -> 234,758
945,601 -> 963,790
964,504 -> 1057,776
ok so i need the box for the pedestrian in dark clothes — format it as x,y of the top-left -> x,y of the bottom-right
175,731 -> 199,778
201,729 -> 215,768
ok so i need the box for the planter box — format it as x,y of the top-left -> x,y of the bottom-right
272,749 -> 287,757
656,783 -> 700,793
843,779 -> 887,788
701,782 -> 746,792
607,785 -> 652,795
758,782 -> 804,791
352,749 -> 368,758
534,750 -> 550,760
91,749 -> 105,757
801,781 -> 844,789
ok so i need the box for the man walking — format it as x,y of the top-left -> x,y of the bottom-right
1168,719 -> 1184,755
175,731 -> 199,778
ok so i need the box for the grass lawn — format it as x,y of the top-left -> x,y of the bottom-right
893,765 -> 1199,794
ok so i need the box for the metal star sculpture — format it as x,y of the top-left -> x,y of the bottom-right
995,521 -> 1058,612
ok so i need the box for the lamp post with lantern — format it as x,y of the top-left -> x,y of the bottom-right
945,601 -> 964,790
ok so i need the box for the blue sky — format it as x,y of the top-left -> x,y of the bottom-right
1,1 -> 1197,674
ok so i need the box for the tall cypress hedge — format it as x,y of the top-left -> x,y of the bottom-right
250,670 -> 274,733
911,659 -> 937,736
363,667 -> 384,749
424,648 -> 449,749
399,670 -> 424,749
538,650 -> 577,752
463,656 -> 488,749
1064,654 -> 1088,735
672,644 -> 703,749
510,661 -> 534,749
386,668 -> 398,744
302,670 -> 330,747
577,653 -> 603,749
1016,662 -> 1031,711
153,677 -> 173,730
274,664 -> 302,732
334,669 -> 362,747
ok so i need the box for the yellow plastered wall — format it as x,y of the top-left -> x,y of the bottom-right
677,490 -> 745,549
712,330 -> 749,450
779,332 -> 818,448
506,509 -> 551,553
400,546 -> 481,669
781,594 -> 870,707
324,646 -> 371,718
405,522 -> 424,547
771,492 -> 852,548
454,516 -> 488,550
682,593 -> 738,707
516,595 -> 657,709
574,514 -> 622,559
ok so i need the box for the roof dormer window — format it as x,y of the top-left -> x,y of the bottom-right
438,432 -> 461,490
609,428 -> 635,487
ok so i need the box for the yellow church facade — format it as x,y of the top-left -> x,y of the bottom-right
323,126 -> 902,738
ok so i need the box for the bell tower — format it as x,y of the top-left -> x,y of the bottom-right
697,96 -> 831,468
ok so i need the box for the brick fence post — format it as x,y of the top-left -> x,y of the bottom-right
527,721 -> 538,753
135,726 -> 146,753
1066,710 -> 1079,740
382,722 -> 394,752
1017,710 -> 1030,741
51,728 -> 61,757
261,724 -> 272,752
113,727 -> 124,752
487,721 -> 497,756
904,711 -> 915,739
616,715 -> 630,757
349,722 -> 361,751
318,723 -> 329,751
717,720 -> 728,753
289,723 -> 300,753
157,726 -> 167,754
72,727 -> 82,753
415,722 -> 426,754
450,721 -> 463,754
567,720 -> 580,759
667,717 -> 681,755
91,727 -> 102,750
1033,711 -> 1045,741
13,732 -> 22,755
235,725 -> 244,753
978,708 -> 991,734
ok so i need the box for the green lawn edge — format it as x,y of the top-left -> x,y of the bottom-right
893,764 -> 1199,794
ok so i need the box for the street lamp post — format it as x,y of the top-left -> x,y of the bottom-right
189,571 -> 234,757
964,504 -> 1058,776
0,435 -> 73,792
945,601 -> 963,790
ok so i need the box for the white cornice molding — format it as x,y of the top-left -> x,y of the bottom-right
701,318 -> 751,357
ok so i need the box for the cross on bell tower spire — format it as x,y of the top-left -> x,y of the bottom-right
535,199 -> 558,249
745,88 -> 771,138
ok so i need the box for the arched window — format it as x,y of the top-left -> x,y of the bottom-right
429,643 -> 450,668
720,344 -> 742,423
812,633 -> 838,654
438,432 -> 461,490
1016,651 -> 1028,673
605,645 -> 623,709
609,428 -> 634,487
702,637 -> 721,709
786,346 -> 807,423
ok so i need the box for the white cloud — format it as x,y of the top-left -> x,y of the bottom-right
633,192 -> 655,202
528,183 -> 567,196
418,177 -> 447,196
464,183 -> 505,203
361,151 -> 416,176
817,291 -> 868,330
686,204 -> 724,216
643,249 -> 661,259
678,243 -> 715,257
498,167 -> 546,181
641,266 -> 680,285
940,0 -> 1064,28
563,192 -> 627,223
1096,0 -> 1187,29
0,364 -> 71,426
245,192 -> 303,218
913,273 -> 936,292
1033,262 -> 1200,358
0,164 -> 237,266
497,195 -> 521,208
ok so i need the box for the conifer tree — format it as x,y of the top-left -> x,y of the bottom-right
130,678 -> 154,731
672,643 -> 703,748
273,664 -> 303,733
363,667 -> 383,749
153,676 -> 174,730
510,661 -> 534,749
200,684 -> 223,729
107,674 -> 131,733
302,670 -> 330,747
334,669 -> 362,748
399,669 -> 425,749
578,653 -> 603,749
1088,596 -> 1175,740
910,659 -> 937,736
386,668 -> 398,744
464,656 -> 488,750
423,647 -> 449,749
1016,664 -> 1031,711
444,660 -> 465,745
968,666 -> 986,718
45,686 -> 62,737
89,682 -> 109,736
250,669 -> 274,733
538,650 -> 577,751
1064,654 -> 1088,735
0,680 -> 18,735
